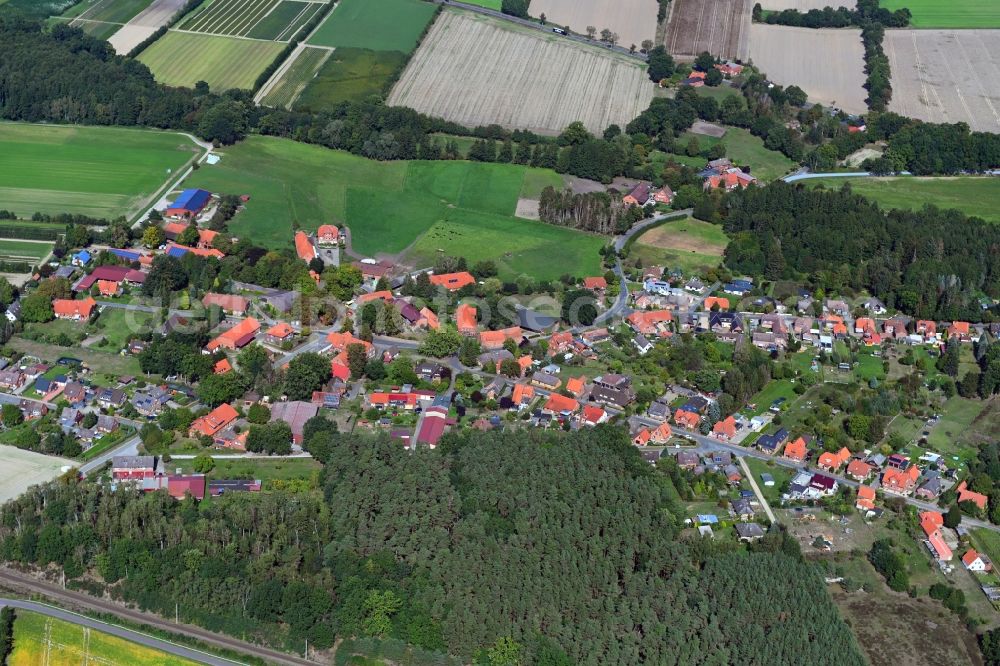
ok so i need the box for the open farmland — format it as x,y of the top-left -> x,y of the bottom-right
529,0 -> 658,50
181,136 -> 598,279
138,30 -> 285,91
0,447 -> 73,503
663,0 -> 751,61
747,24 -> 867,114
758,0 -> 855,8
885,30 -> 1000,133
107,0 -> 186,54
629,216 -> 728,274
179,0 -> 324,40
307,0 -> 437,53
0,240 -> 53,260
807,176 -> 1000,223
259,45 -> 332,108
389,10 -> 654,135
881,0 -> 1000,28
0,123 -> 201,219
8,611 -> 198,666
294,48 -> 406,109
56,0 -> 154,40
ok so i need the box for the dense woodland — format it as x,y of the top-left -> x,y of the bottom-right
0,428 -> 864,664
722,182 -> 1000,322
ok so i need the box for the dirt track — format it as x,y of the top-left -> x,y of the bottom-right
885,29 -> 1000,133
747,24 -> 867,114
389,10 -> 654,135
663,0 -> 751,61
529,0 -> 657,50
107,0 -> 188,54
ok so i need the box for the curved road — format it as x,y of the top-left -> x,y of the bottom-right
0,569 -> 317,665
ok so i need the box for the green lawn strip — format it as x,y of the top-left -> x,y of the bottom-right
81,429 -> 133,462
202,456 -> 323,483
246,0 -> 320,40
58,0 -> 153,24
0,123 -> 199,219
648,149 -> 708,169
742,455 -> 792,504
693,85 -> 745,106
0,239 -> 51,259
8,337 -> 143,376
455,0 -> 501,8
138,31 -> 285,91
881,0 -> 1000,28
307,0 -> 437,52
261,46 -> 331,109
807,177 -> 1000,224
292,47 -> 404,109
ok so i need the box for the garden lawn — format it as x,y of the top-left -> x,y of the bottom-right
747,379 -> 798,416
742,455 -> 792,504
808,177 -> 1000,224
308,0 -> 438,52
183,136 -> 595,278
292,48 -> 405,109
854,349 -> 886,381
138,31 -> 285,91
927,396 -> 986,461
721,127 -> 796,181
881,0 -> 1000,28
8,610 -> 197,666
0,123 -> 200,219
92,308 -> 155,351
204,457 -> 323,483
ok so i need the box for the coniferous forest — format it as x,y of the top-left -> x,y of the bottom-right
0,427 -> 863,665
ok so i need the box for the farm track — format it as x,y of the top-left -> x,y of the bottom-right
388,10 -> 653,134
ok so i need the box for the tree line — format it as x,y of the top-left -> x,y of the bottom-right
0,427 -> 865,664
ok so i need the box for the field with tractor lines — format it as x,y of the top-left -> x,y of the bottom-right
747,24 -> 867,114
664,0 -> 751,61
179,0 -> 323,39
885,29 -> 1000,133
259,45 -> 332,108
388,10 -> 654,135
138,30 -> 285,91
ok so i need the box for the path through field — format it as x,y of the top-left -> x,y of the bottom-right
108,0 -> 187,54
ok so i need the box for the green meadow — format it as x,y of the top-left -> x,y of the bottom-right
183,136 -> 600,280
307,0 -> 438,53
881,0 -> 1000,28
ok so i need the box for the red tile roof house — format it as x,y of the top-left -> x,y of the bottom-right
581,405 -> 607,426
542,393 -> 579,416
265,322 -> 295,345
205,317 -> 260,352
817,447 -> 851,472
963,549 -> 993,572
856,485 -> 876,512
583,276 -> 607,293
957,480 -> 989,511
846,459 -> 873,481
203,293 -> 249,316
317,224 -> 339,246
919,511 -> 953,562
97,279 -> 122,298
479,326 -> 522,351
623,183 -> 651,206
712,416 -> 737,440
295,231 -> 317,263
417,307 -> 440,330
673,409 -> 700,430
949,321 -> 972,342
430,271 -> 476,291
53,297 -> 97,321
881,465 -> 920,494
627,310 -> 673,338
653,186 -> 673,204
456,303 -> 478,336
213,358 -> 232,374
548,331 -> 573,356
916,320 -> 938,341
703,296 -> 729,311
189,403 -> 239,439
783,436 -> 808,462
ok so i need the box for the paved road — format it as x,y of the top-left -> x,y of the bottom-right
0,598 -> 244,666
781,170 -> 912,183
0,569 -> 317,665
78,435 -> 140,476
435,0 -> 647,60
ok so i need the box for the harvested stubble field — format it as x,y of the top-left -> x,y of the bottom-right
0,446 -> 73,503
107,0 -> 186,54
758,0 -> 855,8
389,10 -> 654,135
885,29 -> 1000,134
747,24 -> 867,114
664,0 -> 751,61
138,30 -> 285,91
528,0 -> 658,50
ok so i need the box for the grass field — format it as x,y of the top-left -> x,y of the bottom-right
8,611 -> 198,666
881,0 -> 1000,28
457,0 -> 501,7
0,123 -> 200,219
54,0 -> 153,38
246,0 -> 323,40
721,127 -> 796,181
182,136 -> 597,279
179,0 -> 322,39
747,379 -> 798,416
92,308 -> 156,351
138,31 -> 285,91
200,456 -> 323,482
808,176 -> 1000,224
260,45 -> 332,108
0,239 -> 52,259
629,216 -> 727,274
293,48 -> 406,109
308,0 -> 437,52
